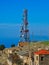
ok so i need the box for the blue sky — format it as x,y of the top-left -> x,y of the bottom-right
0,0 -> 49,38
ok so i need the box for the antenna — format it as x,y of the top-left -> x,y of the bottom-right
20,9 -> 29,42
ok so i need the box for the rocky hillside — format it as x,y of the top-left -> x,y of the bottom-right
0,41 -> 49,65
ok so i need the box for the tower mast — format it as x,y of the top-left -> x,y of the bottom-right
20,9 -> 29,42
23,9 -> 29,42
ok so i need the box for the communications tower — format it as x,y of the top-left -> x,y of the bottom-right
20,9 -> 29,42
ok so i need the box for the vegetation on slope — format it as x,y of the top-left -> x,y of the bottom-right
40,41 -> 49,45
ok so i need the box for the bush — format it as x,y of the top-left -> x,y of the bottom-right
11,44 -> 15,47
0,44 -> 5,50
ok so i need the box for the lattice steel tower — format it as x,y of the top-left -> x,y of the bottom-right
20,9 -> 29,42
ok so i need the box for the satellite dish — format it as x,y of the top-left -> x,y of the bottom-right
22,35 -> 24,37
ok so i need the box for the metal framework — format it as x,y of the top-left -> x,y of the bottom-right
20,9 -> 29,42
